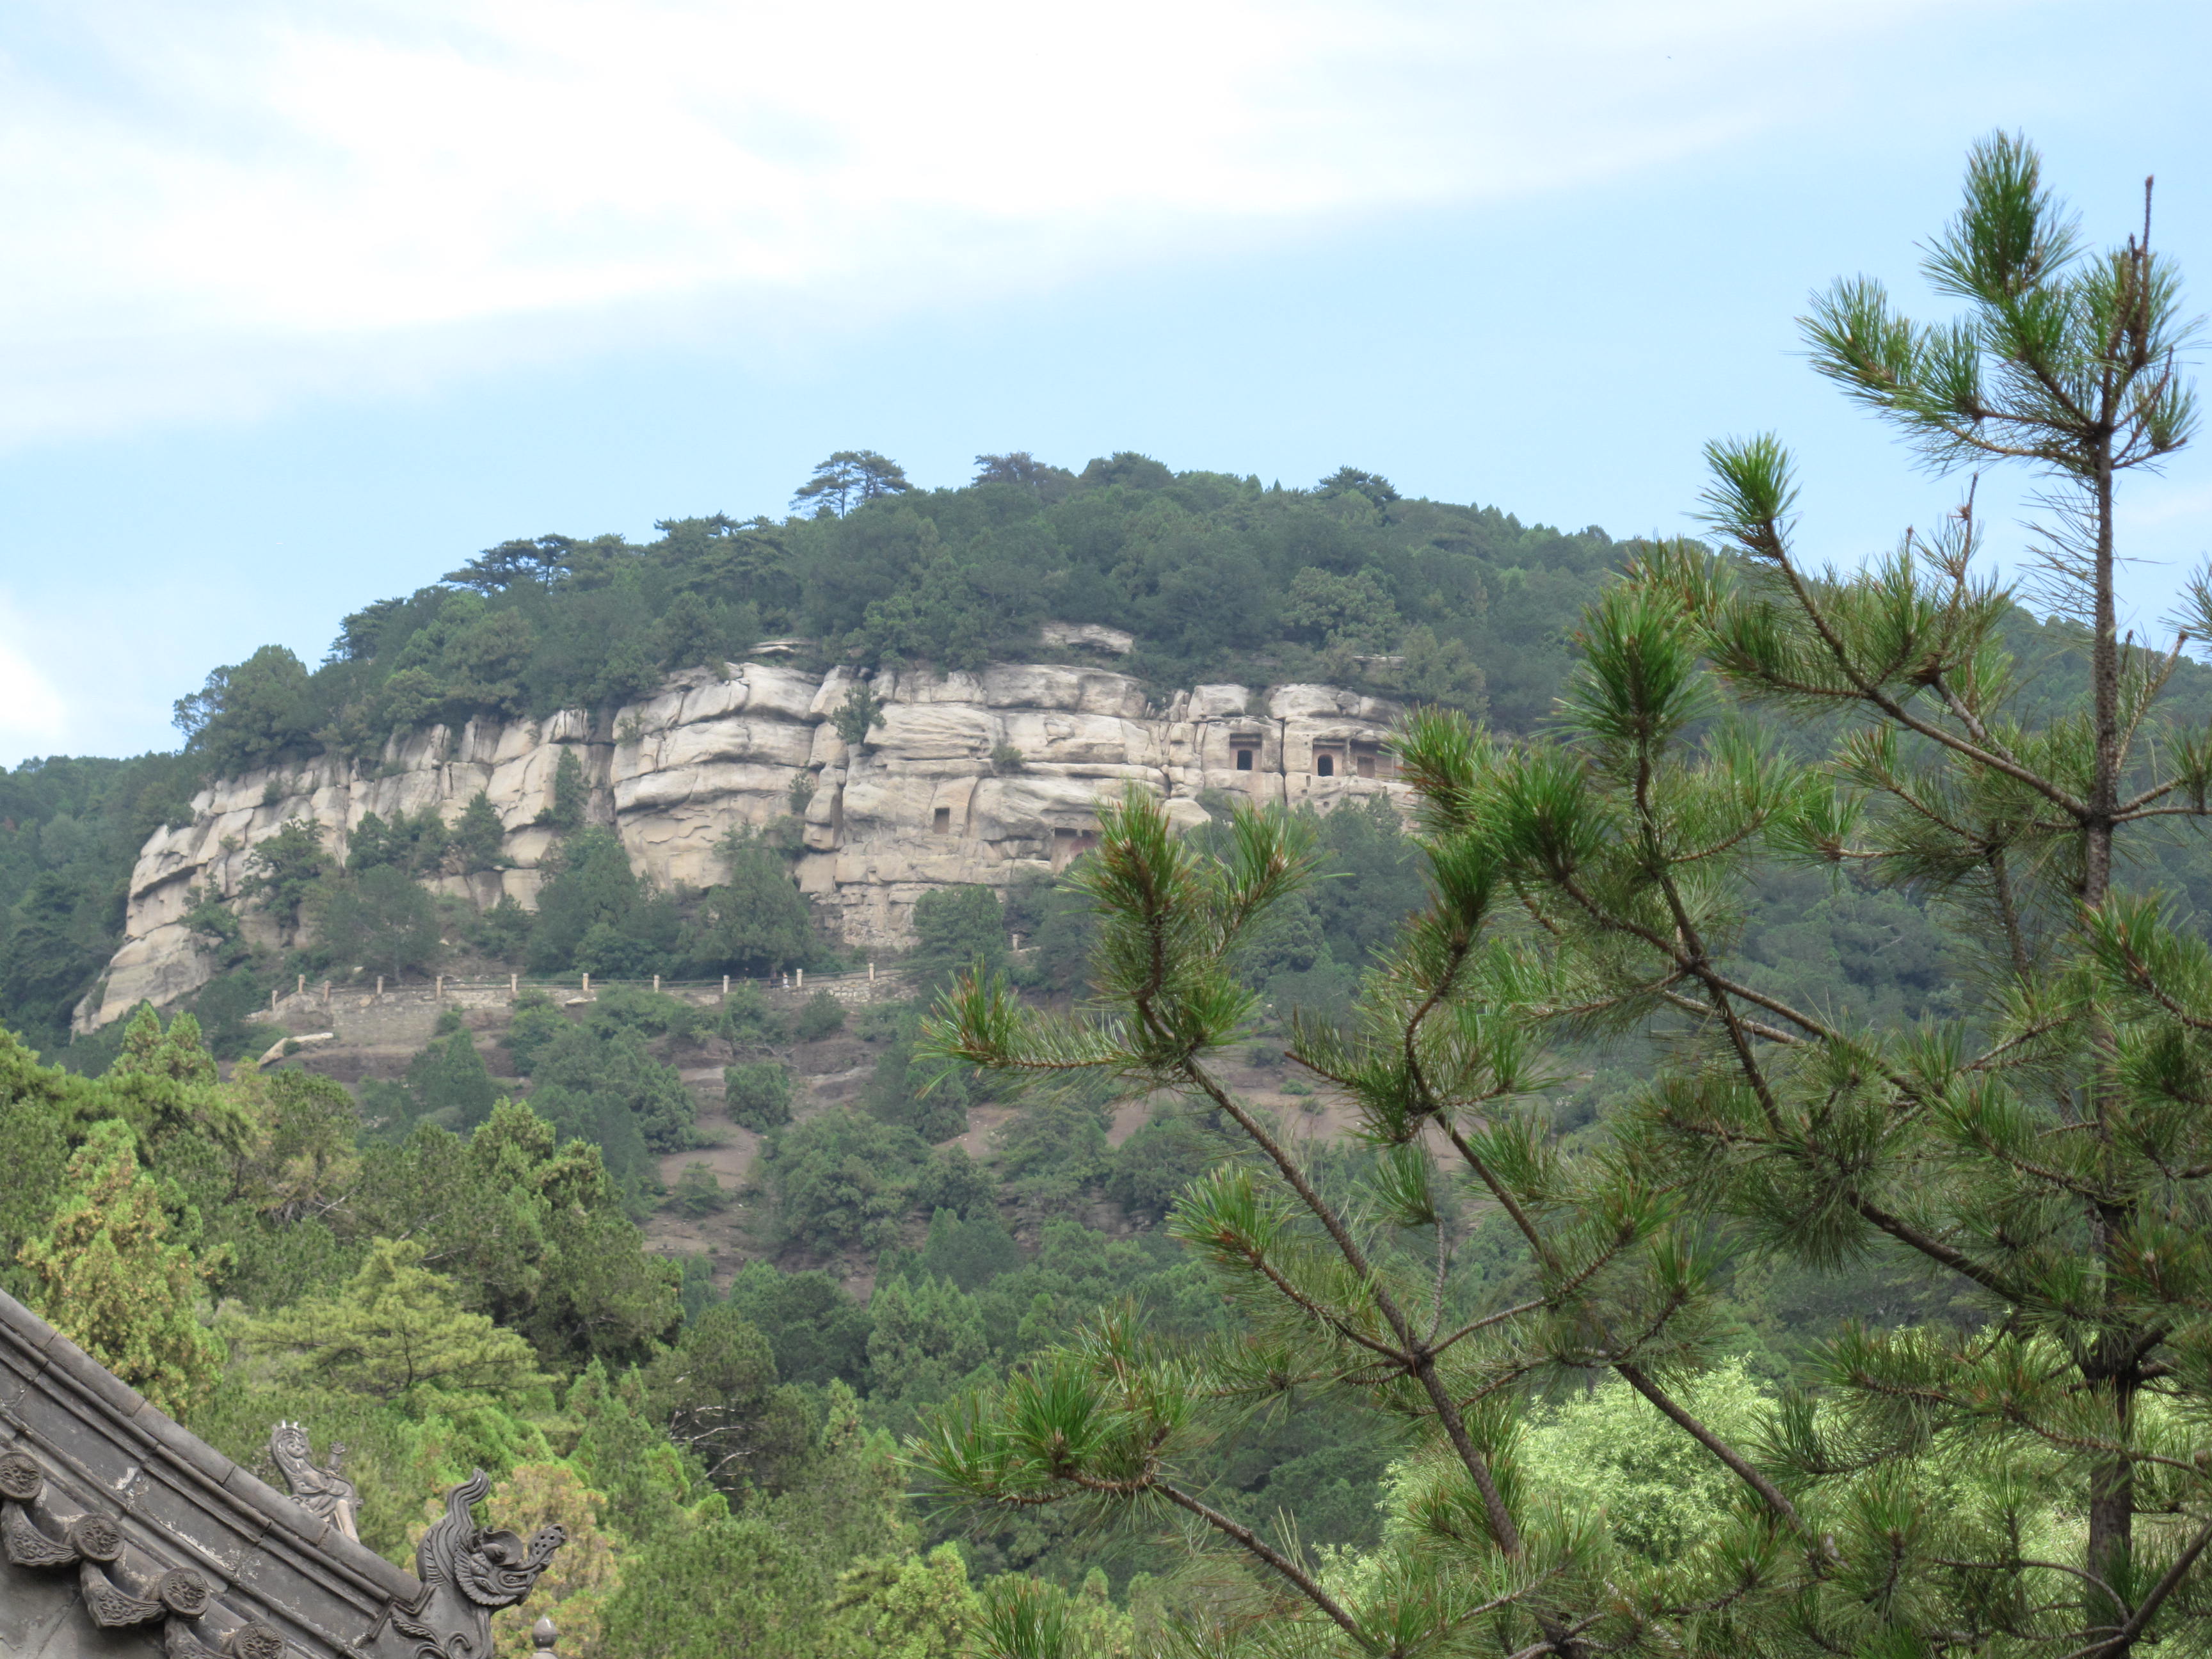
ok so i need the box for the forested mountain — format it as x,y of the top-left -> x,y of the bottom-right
6,449 -> 2206,1059
0,454 -> 1599,1052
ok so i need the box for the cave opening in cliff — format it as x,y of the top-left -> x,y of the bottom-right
1316,753 -> 1334,778
1233,746 -> 1254,771
1052,826 -> 1100,872
933,806 -> 952,834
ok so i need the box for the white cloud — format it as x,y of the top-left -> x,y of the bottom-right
0,0 -> 2019,441
0,602 -> 72,757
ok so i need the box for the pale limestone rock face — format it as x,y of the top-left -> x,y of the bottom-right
1039,620 -> 1135,655
77,662 -> 1412,1030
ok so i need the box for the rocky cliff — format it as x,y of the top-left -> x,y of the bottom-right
79,661 -> 1408,1030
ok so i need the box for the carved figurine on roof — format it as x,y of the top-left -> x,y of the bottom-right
271,1419 -> 360,1541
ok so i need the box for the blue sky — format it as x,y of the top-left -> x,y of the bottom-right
2,0 -> 2208,765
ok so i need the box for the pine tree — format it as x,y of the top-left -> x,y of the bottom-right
920,135 -> 2212,1659
236,1236 -> 547,1401
17,1119 -> 225,1416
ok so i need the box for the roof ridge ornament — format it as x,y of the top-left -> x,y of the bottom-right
390,1470 -> 566,1659
270,1419 -> 360,1541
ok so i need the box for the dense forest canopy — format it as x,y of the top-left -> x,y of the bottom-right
175,449 -> 1598,781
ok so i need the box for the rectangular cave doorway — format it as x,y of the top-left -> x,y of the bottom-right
1052,826 -> 1101,872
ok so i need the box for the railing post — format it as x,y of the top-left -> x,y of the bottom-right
269,986 -> 278,1011
796,968 -> 804,990
653,974 -> 660,994
511,972 -> 519,999
436,974 -> 445,1002
582,972 -> 590,995
376,975 -> 384,1001
297,973 -> 305,997
722,974 -> 730,997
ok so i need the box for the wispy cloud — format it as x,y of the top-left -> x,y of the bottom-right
0,600 -> 71,755
0,0 -> 2012,441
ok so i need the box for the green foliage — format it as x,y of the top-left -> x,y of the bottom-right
794,992 -> 847,1042
647,1302 -> 814,1493
1510,1363 -> 1770,1564
917,137 -> 2212,1659
724,1262 -> 875,1390
530,1020 -> 697,1155
348,1102 -> 680,1368
794,450 -> 914,517
17,1118 -> 225,1416
470,894 -> 534,961
504,989 -> 570,1074
587,983 -> 709,1041
183,966 -> 282,1060
1105,1105 -> 1230,1222
910,884 -> 1008,980
404,1027 -> 500,1134
454,789 -> 509,872
915,1146 -> 995,1220
831,682 -> 889,748
824,1544 -> 979,1659
865,1270 -> 991,1428
527,827 -> 655,974
0,1029 -> 73,1301
598,1382 -> 909,1658
725,1060 -> 794,1132
914,1206 -> 1021,1293
995,1093 -> 1109,1187
541,747 -> 589,832
686,828 -> 815,974
240,817 -> 328,920
862,1010 -> 974,1142
310,863 -> 442,981
346,805 -> 449,876
762,1108 -> 928,1253
173,643 -> 316,776
234,1235 -> 549,1400
669,1161 -> 728,1216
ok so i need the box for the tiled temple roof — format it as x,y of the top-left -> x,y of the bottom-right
0,1287 -> 555,1659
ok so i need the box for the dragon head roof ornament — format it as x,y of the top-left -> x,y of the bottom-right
391,1470 -> 566,1659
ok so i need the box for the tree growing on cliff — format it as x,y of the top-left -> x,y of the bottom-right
241,817 -> 329,937
830,682 -> 888,749
684,827 -> 816,976
173,645 -> 318,778
920,136 -> 2212,1658
312,864 -> 441,982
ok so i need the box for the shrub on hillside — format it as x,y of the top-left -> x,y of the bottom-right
793,993 -> 846,1042
724,1061 -> 792,1132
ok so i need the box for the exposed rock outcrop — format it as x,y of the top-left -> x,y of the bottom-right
78,662 -> 1407,1031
